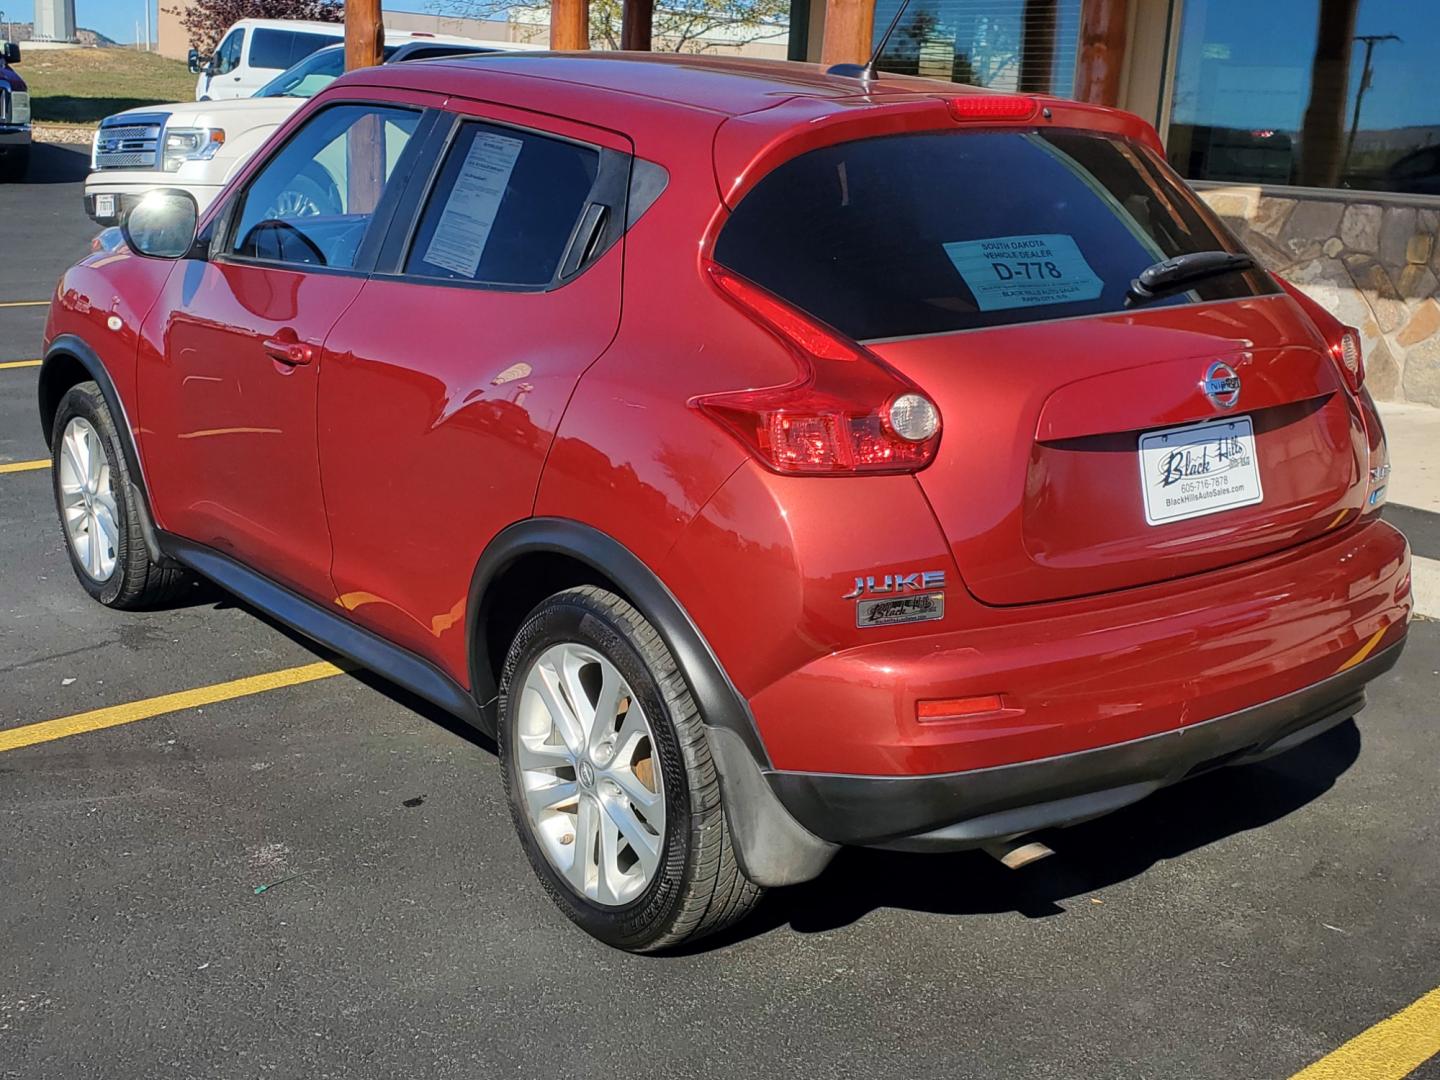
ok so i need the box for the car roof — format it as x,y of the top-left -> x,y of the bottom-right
337,52 -> 987,118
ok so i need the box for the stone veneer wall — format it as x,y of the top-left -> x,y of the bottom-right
1196,184 -> 1440,407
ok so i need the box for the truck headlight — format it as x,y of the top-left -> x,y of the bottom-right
162,127 -> 225,171
10,92 -> 29,125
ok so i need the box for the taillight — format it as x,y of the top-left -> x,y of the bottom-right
694,262 -> 942,475
1331,326 -> 1365,393
947,94 -> 1037,121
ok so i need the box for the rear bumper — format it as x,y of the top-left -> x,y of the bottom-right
749,518 -> 1412,776
766,639 -> 1403,849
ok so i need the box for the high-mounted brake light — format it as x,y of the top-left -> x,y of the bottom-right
947,94 -> 1038,121
1331,326 -> 1365,393
694,263 -> 942,475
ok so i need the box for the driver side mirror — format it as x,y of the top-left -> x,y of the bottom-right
3,43 -> 20,64
187,48 -> 205,74
121,190 -> 201,260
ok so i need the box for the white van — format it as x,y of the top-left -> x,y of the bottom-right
189,19 -> 345,100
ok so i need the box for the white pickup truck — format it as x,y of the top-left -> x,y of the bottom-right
84,36 -> 538,225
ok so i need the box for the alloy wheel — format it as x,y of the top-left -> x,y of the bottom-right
57,416 -> 119,583
515,642 -> 666,907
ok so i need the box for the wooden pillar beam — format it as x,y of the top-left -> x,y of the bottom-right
1074,0 -> 1129,107
551,0 -> 591,50
622,0 -> 654,50
819,0 -> 875,67
344,0 -> 383,71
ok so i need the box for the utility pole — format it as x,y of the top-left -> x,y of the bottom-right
1343,32 -> 1400,178
144,0 -> 151,51
346,0 -> 383,71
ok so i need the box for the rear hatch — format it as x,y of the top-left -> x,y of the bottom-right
714,123 -> 1366,605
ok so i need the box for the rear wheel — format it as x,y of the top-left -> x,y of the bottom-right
50,382 -> 190,608
498,586 -> 763,951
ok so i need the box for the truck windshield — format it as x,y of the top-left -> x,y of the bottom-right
255,44 -> 399,99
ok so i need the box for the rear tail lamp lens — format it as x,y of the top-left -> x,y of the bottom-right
695,263 -> 942,475
917,695 -> 1005,722
1331,327 -> 1365,393
947,94 -> 1037,121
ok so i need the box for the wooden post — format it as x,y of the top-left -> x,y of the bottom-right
819,0 -> 876,67
345,0 -> 383,72
344,0 -> 385,219
622,0 -> 654,51
1074,0 -> 1129,107
551,0 -> 590,50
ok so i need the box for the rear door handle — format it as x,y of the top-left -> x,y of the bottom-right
263,338 -> 314,366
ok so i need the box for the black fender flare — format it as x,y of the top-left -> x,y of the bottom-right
40,334 -> 172,567
466,518 -> 837,886
466,517 -> 770,767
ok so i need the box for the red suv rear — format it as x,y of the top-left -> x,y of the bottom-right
39,54 -> 1411,951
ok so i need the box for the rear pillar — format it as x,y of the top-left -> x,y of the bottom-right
819,0 -> 876,66
551,0 -> 591,50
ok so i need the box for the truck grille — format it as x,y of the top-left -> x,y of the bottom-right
0,88 -> 10,125
94,115 -> 167,170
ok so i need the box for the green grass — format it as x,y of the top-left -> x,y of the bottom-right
19,48 -> 196,125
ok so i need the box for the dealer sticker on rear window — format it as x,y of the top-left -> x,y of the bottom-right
943,233 -> 1104,312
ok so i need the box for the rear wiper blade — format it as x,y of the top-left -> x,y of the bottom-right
1125,251 -> 1255,307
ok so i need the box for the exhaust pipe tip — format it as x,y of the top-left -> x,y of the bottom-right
983,837 -> 1055,870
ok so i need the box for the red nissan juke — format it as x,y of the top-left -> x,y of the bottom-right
39,54 -> 1411,951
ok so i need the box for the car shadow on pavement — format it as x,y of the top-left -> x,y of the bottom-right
22,142 -> 91,186
712,720 -> 1362,947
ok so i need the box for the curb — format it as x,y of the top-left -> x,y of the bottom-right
1413,555 -> 1440,621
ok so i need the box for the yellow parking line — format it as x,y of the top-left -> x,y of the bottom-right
0,459 -> 49,474
0,359 -> 41,369
0,300 -> 48,308
1291,986 -> 1440,1080
0,661 -> 349,754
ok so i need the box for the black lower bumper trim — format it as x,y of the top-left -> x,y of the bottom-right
766,640 -> 1405,850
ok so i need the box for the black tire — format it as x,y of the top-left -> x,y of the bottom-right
50,382 -> 190,609
498,586 -> 763,952
0,144 -> 29,183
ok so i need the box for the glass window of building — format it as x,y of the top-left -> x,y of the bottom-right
1167,0 -> 1440,196
870,0 -> 1083,95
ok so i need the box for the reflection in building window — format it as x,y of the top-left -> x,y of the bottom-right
1167,0 -> 1440,196
870,0 -> 1083,95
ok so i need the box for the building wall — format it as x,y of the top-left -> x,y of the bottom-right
1199,185 -> 1440,407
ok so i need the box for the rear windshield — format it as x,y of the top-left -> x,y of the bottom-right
713,129 -> 1277,342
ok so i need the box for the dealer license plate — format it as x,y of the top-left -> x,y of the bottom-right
94,193 -> 116,219
1138,416 -> 1263,526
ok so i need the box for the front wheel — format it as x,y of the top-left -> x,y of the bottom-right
50,382 -> 190,608
498,586 -> 763,951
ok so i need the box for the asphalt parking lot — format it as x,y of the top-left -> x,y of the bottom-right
2,144 -> 1439,1080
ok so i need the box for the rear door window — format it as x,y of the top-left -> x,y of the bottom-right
713,129 -> 1277,342
404,121 -> 600,288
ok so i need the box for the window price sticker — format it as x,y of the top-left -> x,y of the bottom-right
943,233 -> 1104,311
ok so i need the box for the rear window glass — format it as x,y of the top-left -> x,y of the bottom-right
713,129 -> 1277,341
248,29 -> 339,71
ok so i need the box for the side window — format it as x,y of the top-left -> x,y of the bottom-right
213,29 -> 244,75
228,104 -> 422,270
404,121 -> 599,288
249,29 -> 339,71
